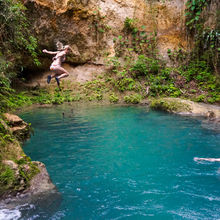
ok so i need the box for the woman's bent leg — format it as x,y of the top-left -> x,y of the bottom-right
55,66 -> 69,79
48,66 -> 69,87
53,66 -> 69,87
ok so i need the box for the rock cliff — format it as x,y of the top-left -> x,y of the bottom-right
24,0 -> 188,67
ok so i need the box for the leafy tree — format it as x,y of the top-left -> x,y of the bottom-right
0,0 -> 40,111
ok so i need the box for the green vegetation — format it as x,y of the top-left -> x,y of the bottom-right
0,1 -> 218,112
0,0 -> 40,112
131,55 -> 161,76
124,94 -> 142,104
106,44 -> 219,104
124,17 -> 137,32
16,155 -> 39,184
0,155 -> 39,196
0,115 -> 39,197
103,15 -> 220,104
0,117 -> 13,147
0,164 -> 16,194
0,10 -> 218,113
185,0 -> 219,74
150,99 -> 192,113
114,18 -> 157,57
0,3 -> 219,197
185,0 -> 220,100
109,93 -> 119,103
0,0 -> 40,64
185,0 -> 211,31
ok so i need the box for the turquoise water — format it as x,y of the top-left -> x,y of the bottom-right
4,105 -> 220,219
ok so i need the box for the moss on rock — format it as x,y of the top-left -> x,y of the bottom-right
150,98 -> 192,113
0,114 -> 39,199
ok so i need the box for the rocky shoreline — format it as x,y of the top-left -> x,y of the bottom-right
149,98 -> 220,132
0,113 -> 55,202
150,98 -> 220,119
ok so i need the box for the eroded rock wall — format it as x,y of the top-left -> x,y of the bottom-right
24,0 -> 188,67
203,0 -> 220,30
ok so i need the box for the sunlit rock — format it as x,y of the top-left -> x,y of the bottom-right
24,0 -> 188,69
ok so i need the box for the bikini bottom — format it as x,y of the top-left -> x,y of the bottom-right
50,64 -> 60,71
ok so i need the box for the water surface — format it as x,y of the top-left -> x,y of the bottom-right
2,104 -> 220,219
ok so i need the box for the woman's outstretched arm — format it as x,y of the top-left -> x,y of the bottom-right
42,49 -> 58,55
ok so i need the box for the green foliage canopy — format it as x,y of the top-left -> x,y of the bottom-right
0,0 -> 40,65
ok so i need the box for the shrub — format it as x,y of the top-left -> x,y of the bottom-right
124,17 -> 136,32
114,77 -> 135,92
0,0 -> 40,65
0,0 -> 40,111
0,165 -> 16,193
124,94 -> 142,104
131,55 -> 161,76
109,94 -> 119,103
195,94 -> 206,102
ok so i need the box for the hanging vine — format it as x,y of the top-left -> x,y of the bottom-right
185,0 -> 211,32
185,0 -> 219,73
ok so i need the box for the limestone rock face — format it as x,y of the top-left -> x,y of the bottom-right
203,0 -> 220,30
26,63 -> 107,87
24,0 -> 188,67
0,113 -> 56,200
3,113 -> 24,127
2,160 -> 19,172
23,161 -> 56,195
151,98 -> 220,118
3,113 -> 31,141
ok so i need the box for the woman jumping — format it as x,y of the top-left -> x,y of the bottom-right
42,45 -> 71,88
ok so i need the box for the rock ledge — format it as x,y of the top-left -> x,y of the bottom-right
150,98 -> 220,119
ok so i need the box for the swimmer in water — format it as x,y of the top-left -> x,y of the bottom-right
42,45 -> 71,88
194,157 -> 220,162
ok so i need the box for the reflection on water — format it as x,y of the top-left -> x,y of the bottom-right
201,119 -> 220,132
1,104 -> 220,219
